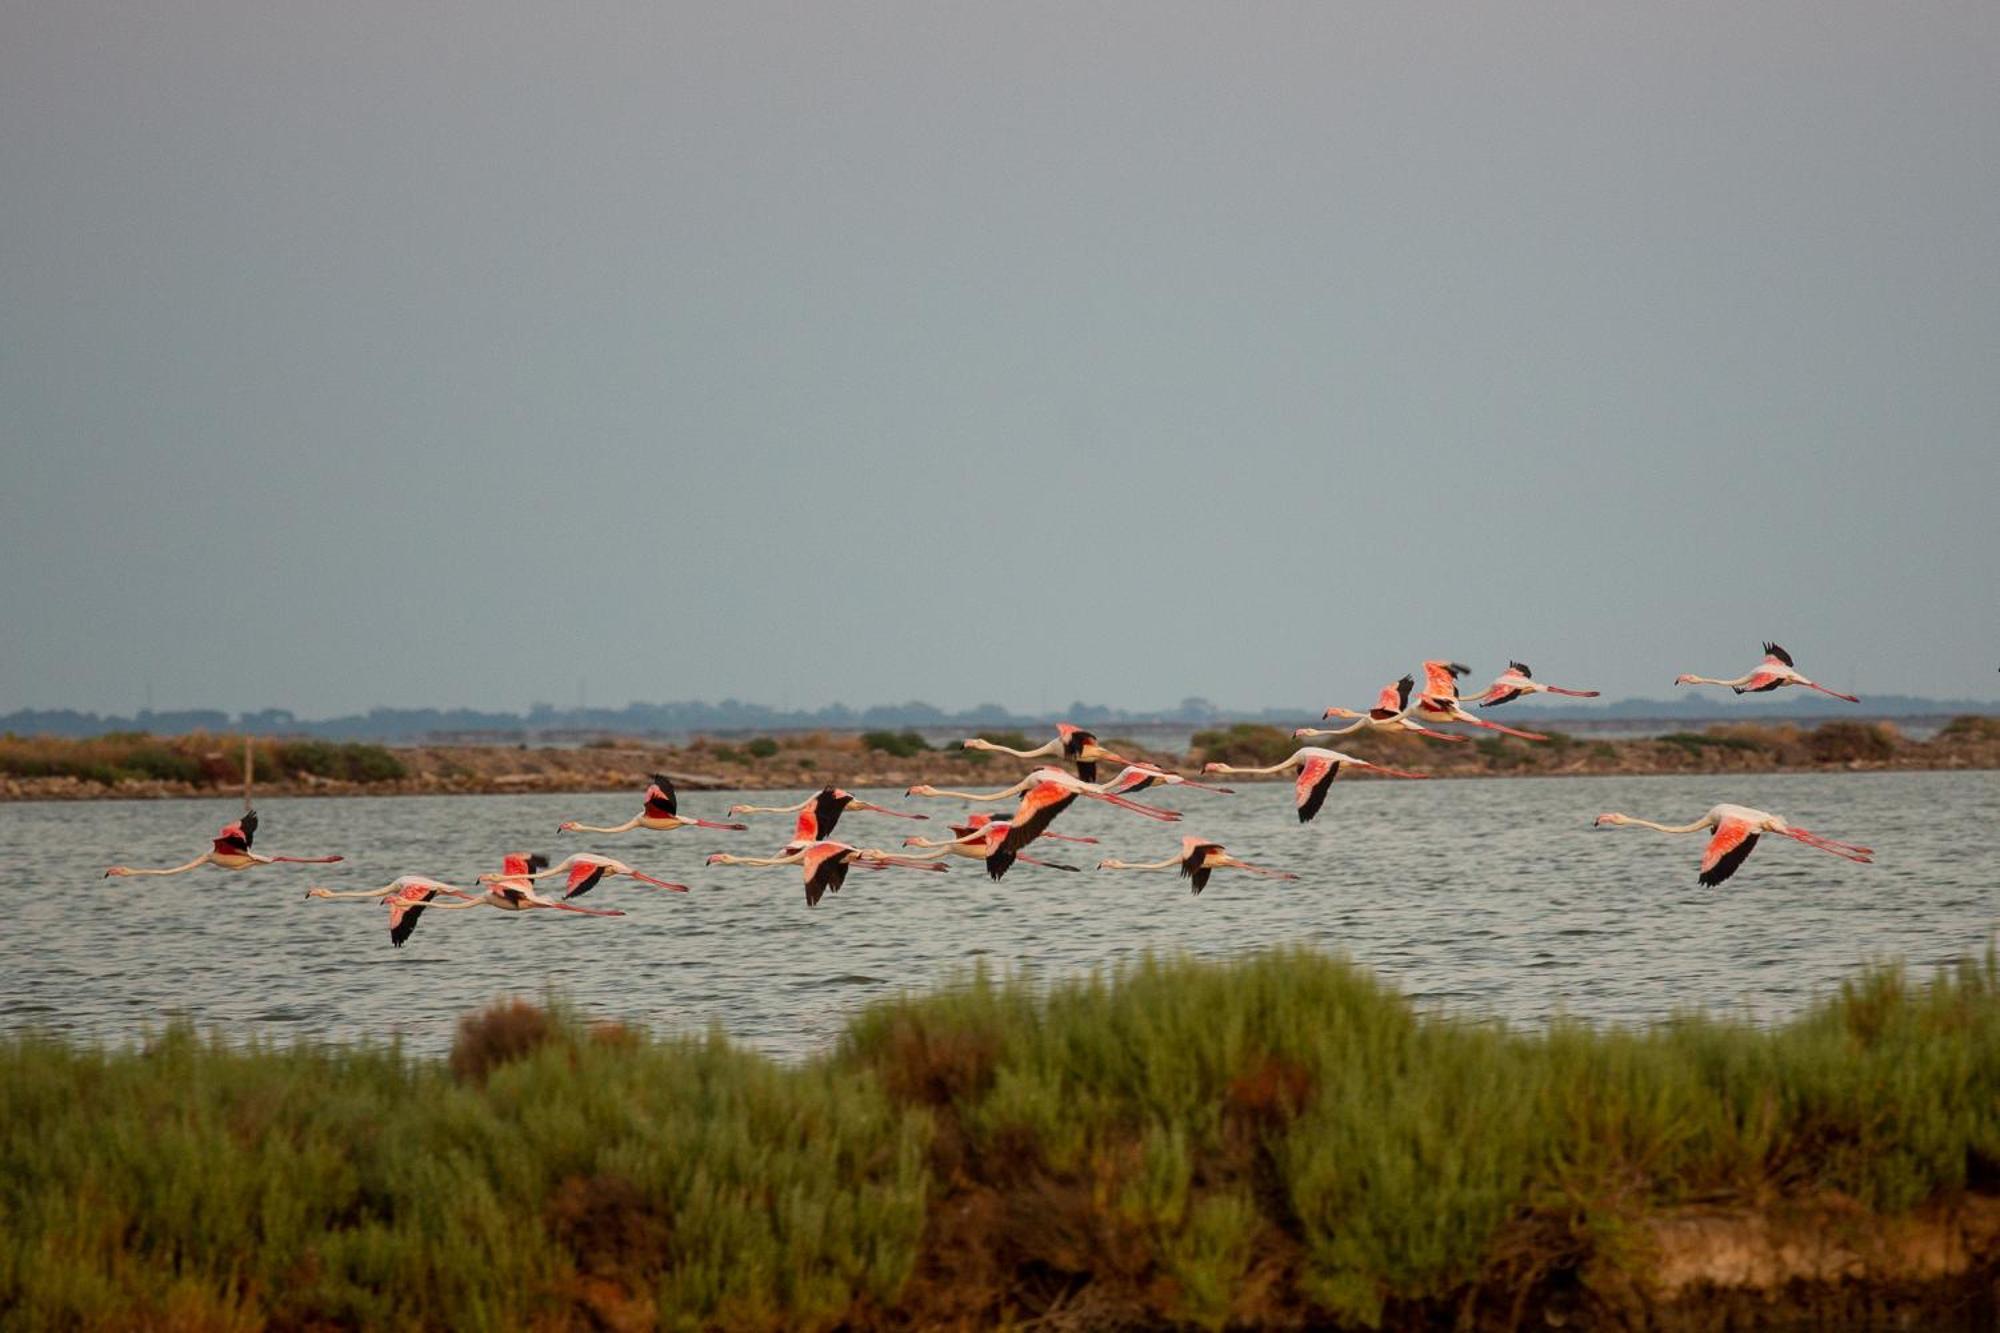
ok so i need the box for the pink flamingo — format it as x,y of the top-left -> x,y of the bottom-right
1413,662 -> 1550,740
105,810 -> 343,877
907,816 -> 1086,879
908,767 -> 1181,858
1201,747 -> 1428,823
1097,836 -> 1298,895
1096,762 -> 1236,798
959,723 -> 1130,782
305,876 -> 475,947
1676,643 -> 1859,702
558,775 -> 749,835
424,853 -> 626,916
1462,661 -> 1600,708
1298,675 -> 1470,744
1594,805 -> 1873,885
706,840 -> 948,908
726,785 -> 928,840
907,766 -> 1181,817
490,852 -> 688,899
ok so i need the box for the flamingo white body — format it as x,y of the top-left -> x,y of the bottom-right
558,775 -> 749,835
492,852 -> 688,899
1202,747 -> 1428,823
1097,836 -> 1298,895
959,723 -> 1129,782
306,875 -> 475,947
1676,643 -> 1859,702
1593,804 -> 1873,886
105,810 -> 343,878
707,840 -> 948,907
1463,661 -> 1600,708
1413,661 -> 1550,741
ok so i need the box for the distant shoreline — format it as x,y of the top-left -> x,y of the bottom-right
4,718 -> 1997,801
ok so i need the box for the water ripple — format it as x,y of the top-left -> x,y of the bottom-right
4,771 -> 1995,1059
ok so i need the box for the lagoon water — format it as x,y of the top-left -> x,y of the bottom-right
4,770 -> 1995,1060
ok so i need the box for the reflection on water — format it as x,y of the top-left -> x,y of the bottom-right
3,770 -> 1994,1060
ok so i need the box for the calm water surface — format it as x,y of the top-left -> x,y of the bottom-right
5,771 -> 1994,1060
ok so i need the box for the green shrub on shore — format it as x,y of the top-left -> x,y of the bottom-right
0,1016 -> 927,1331
1806,720 -> 1898,763
2,950 -> 1997,1328
1940,714 -> 2000,742
861,729 -> 931,758
270,739 -> 408,783
1189,722 -> 1295,767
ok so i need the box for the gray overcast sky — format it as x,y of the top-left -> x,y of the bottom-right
3,1 -> 1995,718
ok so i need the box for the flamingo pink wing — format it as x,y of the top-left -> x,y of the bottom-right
1698,819 -> 1761,886
1294,757 -> 1337,821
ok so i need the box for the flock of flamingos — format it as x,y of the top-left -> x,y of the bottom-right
101,645 -> 1876,947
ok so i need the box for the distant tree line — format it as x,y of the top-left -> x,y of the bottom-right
0,692 -> 1990,742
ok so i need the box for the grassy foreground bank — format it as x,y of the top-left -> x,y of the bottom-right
4,952 -> 1998,1330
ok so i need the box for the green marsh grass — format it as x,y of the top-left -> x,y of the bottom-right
4,950 -> 1997,1328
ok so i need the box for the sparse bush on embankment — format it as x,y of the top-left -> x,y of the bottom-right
5,950 -> 1998,1328
0,732 -> 406,791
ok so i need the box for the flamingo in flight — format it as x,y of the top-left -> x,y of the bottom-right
1676,643 -> 1859,702
557,775 -> 749,835
1096,762 -> 1236,798
105,810 -> 343,878
707,841 -> 947,908
305,876 -> 475,947
1593,805 -> 1873,886
1098,836 -> 1298,895
1202,747 -> 1428,823
726,785 -> 927,841
903,810 -> 1098,852
425,854 -> 626,917
1413,662 -> 1550,740
1462,661 -> 1600,708
907,766 -> 1181,817
908,767 -> 1181,858
1298,675 -> 1469,744
960,724 -> 1129,782
906,815 -> 1087,879
488,852 -> 688,900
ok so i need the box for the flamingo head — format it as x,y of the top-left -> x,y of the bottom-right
1592,813 -> 1630,828
557,820 -> 580,833
1673,674 -> 1697,685
904,784 -> 934,797
959,738 -> 992,752
1199,763 -> 1224,774
304,886 -> 332,898
103,866 -> 131,878
1322,706 -> 1359,720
